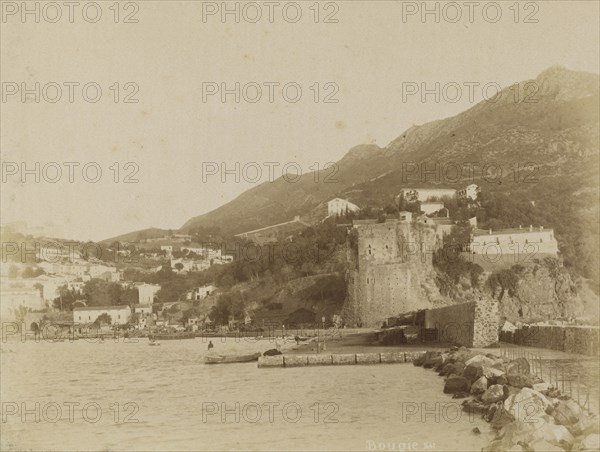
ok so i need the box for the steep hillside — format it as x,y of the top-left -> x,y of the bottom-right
178,66 -> 599,288
182,66 -> 599,235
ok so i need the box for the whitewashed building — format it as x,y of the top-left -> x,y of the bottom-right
186,284 -> 216,301
469,226 -> 559,257
138,283 -> 160,304
73,305 -> 131,325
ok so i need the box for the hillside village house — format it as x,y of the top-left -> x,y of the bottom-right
457,183 -> 480,201
400,184 -> 480,203
327,198 -> 360,217
35,274 -> 68,302
138,283 -> 160,304
469,226 -> 559,257
133,304 -> 154,329
73,305 -> 131,325
186,284 -> 216,301
420,202 -> 445,215
160,245 -> 173,257
400,188 -> 457,203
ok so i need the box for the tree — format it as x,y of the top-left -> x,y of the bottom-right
94,313 -> 112,326
22,266 -> 44,278
174,262 -> 184,272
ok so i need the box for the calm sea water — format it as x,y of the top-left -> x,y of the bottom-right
1,338 -> 492,451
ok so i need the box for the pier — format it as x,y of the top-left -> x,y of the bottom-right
258,351 -> 425,368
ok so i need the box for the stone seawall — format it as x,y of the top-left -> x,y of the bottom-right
258,351 -> 425,368
500,325 -> 600,356
424,297 -> 499,347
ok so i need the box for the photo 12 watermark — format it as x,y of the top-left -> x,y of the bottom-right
201,82 -> 339,103
201,161 -> 338,183
201,2 -> 340,24
201,401 -> 339,423
2,401 -> 140,424
1,1 -> 140,23
1,162 -> 140,184
400,1 -> 540,24
399,161 -> 540,184
1,82 -> 139,103
401,81 -> 542,104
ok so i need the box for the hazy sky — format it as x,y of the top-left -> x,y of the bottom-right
1,0 -> 599,241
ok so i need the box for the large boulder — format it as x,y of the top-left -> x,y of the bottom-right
443,376 -> 471,394
463,364 -> 484,384
482,366 -> 505,379
532,382 -> 552,393
552,399 -> 582,426
527,440 -> 564,451
568,414 -> 600,436
507,374 -> 534,389
484,402 -> 513,427
481,384 -> 507,404
504,388 -> 551,422
496,419 -> 538,446
506,357 -> 530,375
582,433 -> 600,450
465,354 -> 497,368
489,374 -> 508,386
537,422 -> 574,447
452,347 -> 473,363
462,398 -> 488,414
439,361 -> 465,377
423,352 -> 443,369
471,376 -> 489,395
412,352 -> 427,366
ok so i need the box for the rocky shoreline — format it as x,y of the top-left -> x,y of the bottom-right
413,347 -> 599,452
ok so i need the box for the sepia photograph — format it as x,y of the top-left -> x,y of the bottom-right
1,1 -> 599,451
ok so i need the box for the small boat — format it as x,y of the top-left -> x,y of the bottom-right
204,352 -> 262,364
148,342 -> 161,346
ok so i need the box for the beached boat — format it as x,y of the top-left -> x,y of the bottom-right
148,342 -> 161,346
204,352 -> 262,364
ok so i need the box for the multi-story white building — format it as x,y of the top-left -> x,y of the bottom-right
137,283 -> 160,304
469,226 -> 559,257
73,305 -> 131,325
327,198 -> 360,217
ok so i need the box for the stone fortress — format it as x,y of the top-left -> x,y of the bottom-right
343,217 -> 442,327
343,214 -> 500,347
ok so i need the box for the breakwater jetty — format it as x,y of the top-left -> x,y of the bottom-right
413,346 -> 599,452
258,351 -> 425,367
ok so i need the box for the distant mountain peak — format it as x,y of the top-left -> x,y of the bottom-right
534,65 -> 599,102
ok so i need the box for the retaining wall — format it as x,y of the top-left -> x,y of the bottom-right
500,325 -> 599,356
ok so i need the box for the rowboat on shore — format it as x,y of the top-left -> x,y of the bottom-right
204,352 -> 262,364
